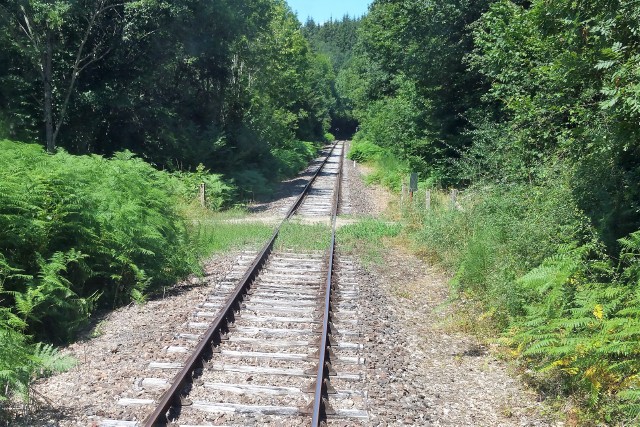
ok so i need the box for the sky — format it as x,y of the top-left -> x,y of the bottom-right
286,0 -> 372,24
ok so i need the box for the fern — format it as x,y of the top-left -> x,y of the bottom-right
31,343 -> 76,377
0,308 -> 75,403
506,234 -> 640,419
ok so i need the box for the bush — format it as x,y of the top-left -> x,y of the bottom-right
347,140 -> 384,163
271,140 -> 318,179
363,151 -> 410,191
172,164 -> 234,211
0,309 -> 75,403
404,168 -> 640,421
324,132 -> 335,142
231,169 -> 273,200
411,175 -> 595,326
508,234 -> 640,422
0,140 -> 197,341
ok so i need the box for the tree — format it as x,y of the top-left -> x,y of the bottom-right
343,0 -> 492,179
0,0 -> 122,152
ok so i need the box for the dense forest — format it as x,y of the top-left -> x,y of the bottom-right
0,0 -> 335,186
343,0 -> 640,423
2,0 -> 640,423
302,15 -> 361,138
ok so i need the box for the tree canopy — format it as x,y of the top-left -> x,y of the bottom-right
342,0 -> 640,422
0,0 -> 335,184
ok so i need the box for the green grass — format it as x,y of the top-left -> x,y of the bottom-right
182,204 -> 251,221
190,221 -> 274,256
337,218 -> 402,264
275,222 -> 331,252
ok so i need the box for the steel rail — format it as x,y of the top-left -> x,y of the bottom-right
142,142 -> 339,426
310,141 -> 344,426
283,143 -> 338,220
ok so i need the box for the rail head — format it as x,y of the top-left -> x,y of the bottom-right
141,142 -> 342,426
142,229 -> 277,426
284,141 -> 339,220
311,141 -> 343,426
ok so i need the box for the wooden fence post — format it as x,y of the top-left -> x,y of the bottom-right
199,182 -> 206,207
450,189 -> 458,210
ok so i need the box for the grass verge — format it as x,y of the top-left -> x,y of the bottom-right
337,218 -> 402,265
275,222 -> 331,252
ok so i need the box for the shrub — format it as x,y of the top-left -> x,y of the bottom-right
271,140 -> 318,179
0,302 -> 76,403
411,175 -> 595,326
0,140 -> 196,341
347,140 -> 384,163
509,236 -> 640,422
172,164 -> 234,210
231,169 -> 273,200
403,167 -> 640,421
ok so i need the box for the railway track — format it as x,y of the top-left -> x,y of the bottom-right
103,142 -> 369,426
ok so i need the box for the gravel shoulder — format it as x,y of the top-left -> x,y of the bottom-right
18,255 -> 240,426
18,142 -> 556,426
340,152 -> 556,426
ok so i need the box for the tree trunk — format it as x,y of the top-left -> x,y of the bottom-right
43,30 -> 54,153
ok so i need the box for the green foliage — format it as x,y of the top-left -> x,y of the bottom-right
302,15 -> 362,138
231,169 -> 273,201
172,164 -> 233,211
276,223 -> 331,252
271,141 -> 319,179
347,140 -> 384,163
349,75 -> 433,176
404,173 -> 640,421
0,0 -> 334,193
340,0 -> 492,182
364,152 -> 409,191
466,0 -> 640,244
0,140 -> 197,340
337,218 -> 402,264
412,173 -> 596,324
0,311 -> 75,403
338,218 -> 401,242
303,15 -> 361,73
8,250 -> 97,339
507,234 -> 640,421
190,221 -> 274,256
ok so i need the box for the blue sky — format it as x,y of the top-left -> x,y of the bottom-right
286,0 -> 371,24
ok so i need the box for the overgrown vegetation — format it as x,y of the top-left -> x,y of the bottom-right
0,319 -> 75,404
345,0 -> 640,423
276,222 -> 332,252
0,140 -> 269,405
337,219 -> 402,265
0,0 -> 341,411
402,182 -> 640,422
0,0 -> 334,196
3,0 -> 640,422
190,220 -> 274,256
